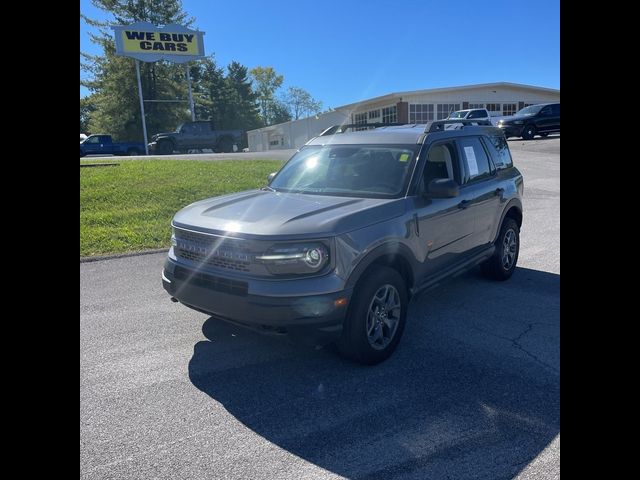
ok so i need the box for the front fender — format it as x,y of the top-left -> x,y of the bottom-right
344,242 -> 418,291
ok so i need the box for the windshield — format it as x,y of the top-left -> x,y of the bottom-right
269,144 -> 418,198
516,105 -> 543,116
448,111 -> 467,119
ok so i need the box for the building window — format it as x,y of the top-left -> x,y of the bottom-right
354,113 -> 367,124
353,112 -> 368,131
269,139 -> 280,146
468,103 -> 484,109
485,103 -> 501,112
409,104 -> 434,123
436,104 -> 460,120
502,103 -> 517,116
382,106 -> 397,123
368,109 -> 381,120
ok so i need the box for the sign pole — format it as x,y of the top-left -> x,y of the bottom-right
135,59 -> 149,155
185,64 -> 195,121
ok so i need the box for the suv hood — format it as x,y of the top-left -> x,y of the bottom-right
172,189 -> 406,238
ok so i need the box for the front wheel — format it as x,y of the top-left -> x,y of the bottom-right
337,266 -> 408,365
481,218 -> 520,281
521,124 -> 537,140
157,140 -> 174,155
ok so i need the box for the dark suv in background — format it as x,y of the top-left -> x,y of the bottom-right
162,121 -> 524,364
498,102 -> 560,140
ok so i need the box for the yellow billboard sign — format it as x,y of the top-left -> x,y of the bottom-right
112,22 -> 205,63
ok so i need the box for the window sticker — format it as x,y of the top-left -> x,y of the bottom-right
464,146 -> 479,176
398,153 -> 410,162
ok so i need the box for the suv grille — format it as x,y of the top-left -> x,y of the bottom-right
174,228 -> 251,272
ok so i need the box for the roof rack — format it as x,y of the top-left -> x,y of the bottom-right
424,119 -> 492,132
318,123 -> 409,136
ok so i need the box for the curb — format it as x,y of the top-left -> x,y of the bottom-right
80,248 -> 169,263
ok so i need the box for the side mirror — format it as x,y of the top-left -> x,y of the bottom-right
267,172 -> 276,182
426,178 -> 459,198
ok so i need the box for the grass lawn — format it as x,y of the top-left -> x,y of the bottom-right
80,159 -> 283,257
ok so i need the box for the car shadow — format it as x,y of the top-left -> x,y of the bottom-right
188,266 -> 559,479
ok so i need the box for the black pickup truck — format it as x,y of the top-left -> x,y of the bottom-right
148,121 -> 244,154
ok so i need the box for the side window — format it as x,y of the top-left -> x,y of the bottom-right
422,142 -> 460,191
552,104 -> 560,116
540,106 -> 552,116
484,135 -> 513,170
457,137 -> 492,183
468,110 -> 485,119
99,135 -> 110,143
85,136 -> 99,144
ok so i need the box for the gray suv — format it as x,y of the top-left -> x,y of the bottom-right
162,121 -> 523,364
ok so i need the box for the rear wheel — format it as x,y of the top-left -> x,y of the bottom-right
521,124 -> 537,140
336,266 -> 408,365
481,217 -> 520,281
217,137 -> 234,153
157,140 -> 174,155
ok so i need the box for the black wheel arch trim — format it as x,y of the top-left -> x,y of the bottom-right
493,198 -> 523,243
344,242 -> 418,292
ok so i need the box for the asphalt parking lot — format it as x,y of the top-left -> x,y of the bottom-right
80,137 -> 559,480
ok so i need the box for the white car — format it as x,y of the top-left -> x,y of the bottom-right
80,133 -> 88,142
447,108 -> 495,124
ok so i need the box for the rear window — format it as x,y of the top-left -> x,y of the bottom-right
485,135 -> 513,170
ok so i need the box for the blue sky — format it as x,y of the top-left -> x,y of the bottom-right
80,0 -> 560,108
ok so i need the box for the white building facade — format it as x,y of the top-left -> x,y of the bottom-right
247,82 -> 560,151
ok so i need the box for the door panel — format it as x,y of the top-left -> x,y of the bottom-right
411,141 -> 476,280
455,136 -> 502,248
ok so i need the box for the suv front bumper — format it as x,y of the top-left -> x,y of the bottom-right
498,124 -> 524,138
162,256 -> 352,341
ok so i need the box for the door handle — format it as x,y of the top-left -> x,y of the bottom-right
494,187 -> 504,196
458,200 -> 471,209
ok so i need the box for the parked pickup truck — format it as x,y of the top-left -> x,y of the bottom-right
148,121 -> 244,155
80,134 -> 145,157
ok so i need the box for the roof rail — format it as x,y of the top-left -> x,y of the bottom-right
424,119 -> 492,133
318,122 -> 409,136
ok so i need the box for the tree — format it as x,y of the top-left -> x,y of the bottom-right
80,96 -> 97,133
283,86 -> 323,120
224,61 -> 261,130
81,0 -> 194,140
249,66 -> 284,126
270,101 -> 292,125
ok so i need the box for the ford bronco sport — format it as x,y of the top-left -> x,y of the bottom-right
162,120 -> 523,364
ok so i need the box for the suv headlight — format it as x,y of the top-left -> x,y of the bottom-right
255,242 -> 330,275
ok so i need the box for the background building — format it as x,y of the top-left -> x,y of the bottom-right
247,82 -> 560,151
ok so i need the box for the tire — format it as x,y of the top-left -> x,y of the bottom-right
217,137 -> 234,153
521,124 -> 537,140
157,140 -> 174,155
481,217 -> 520,281
540,133 -> 549,137
127,148 -> 140,156
336,266 -> 408,365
